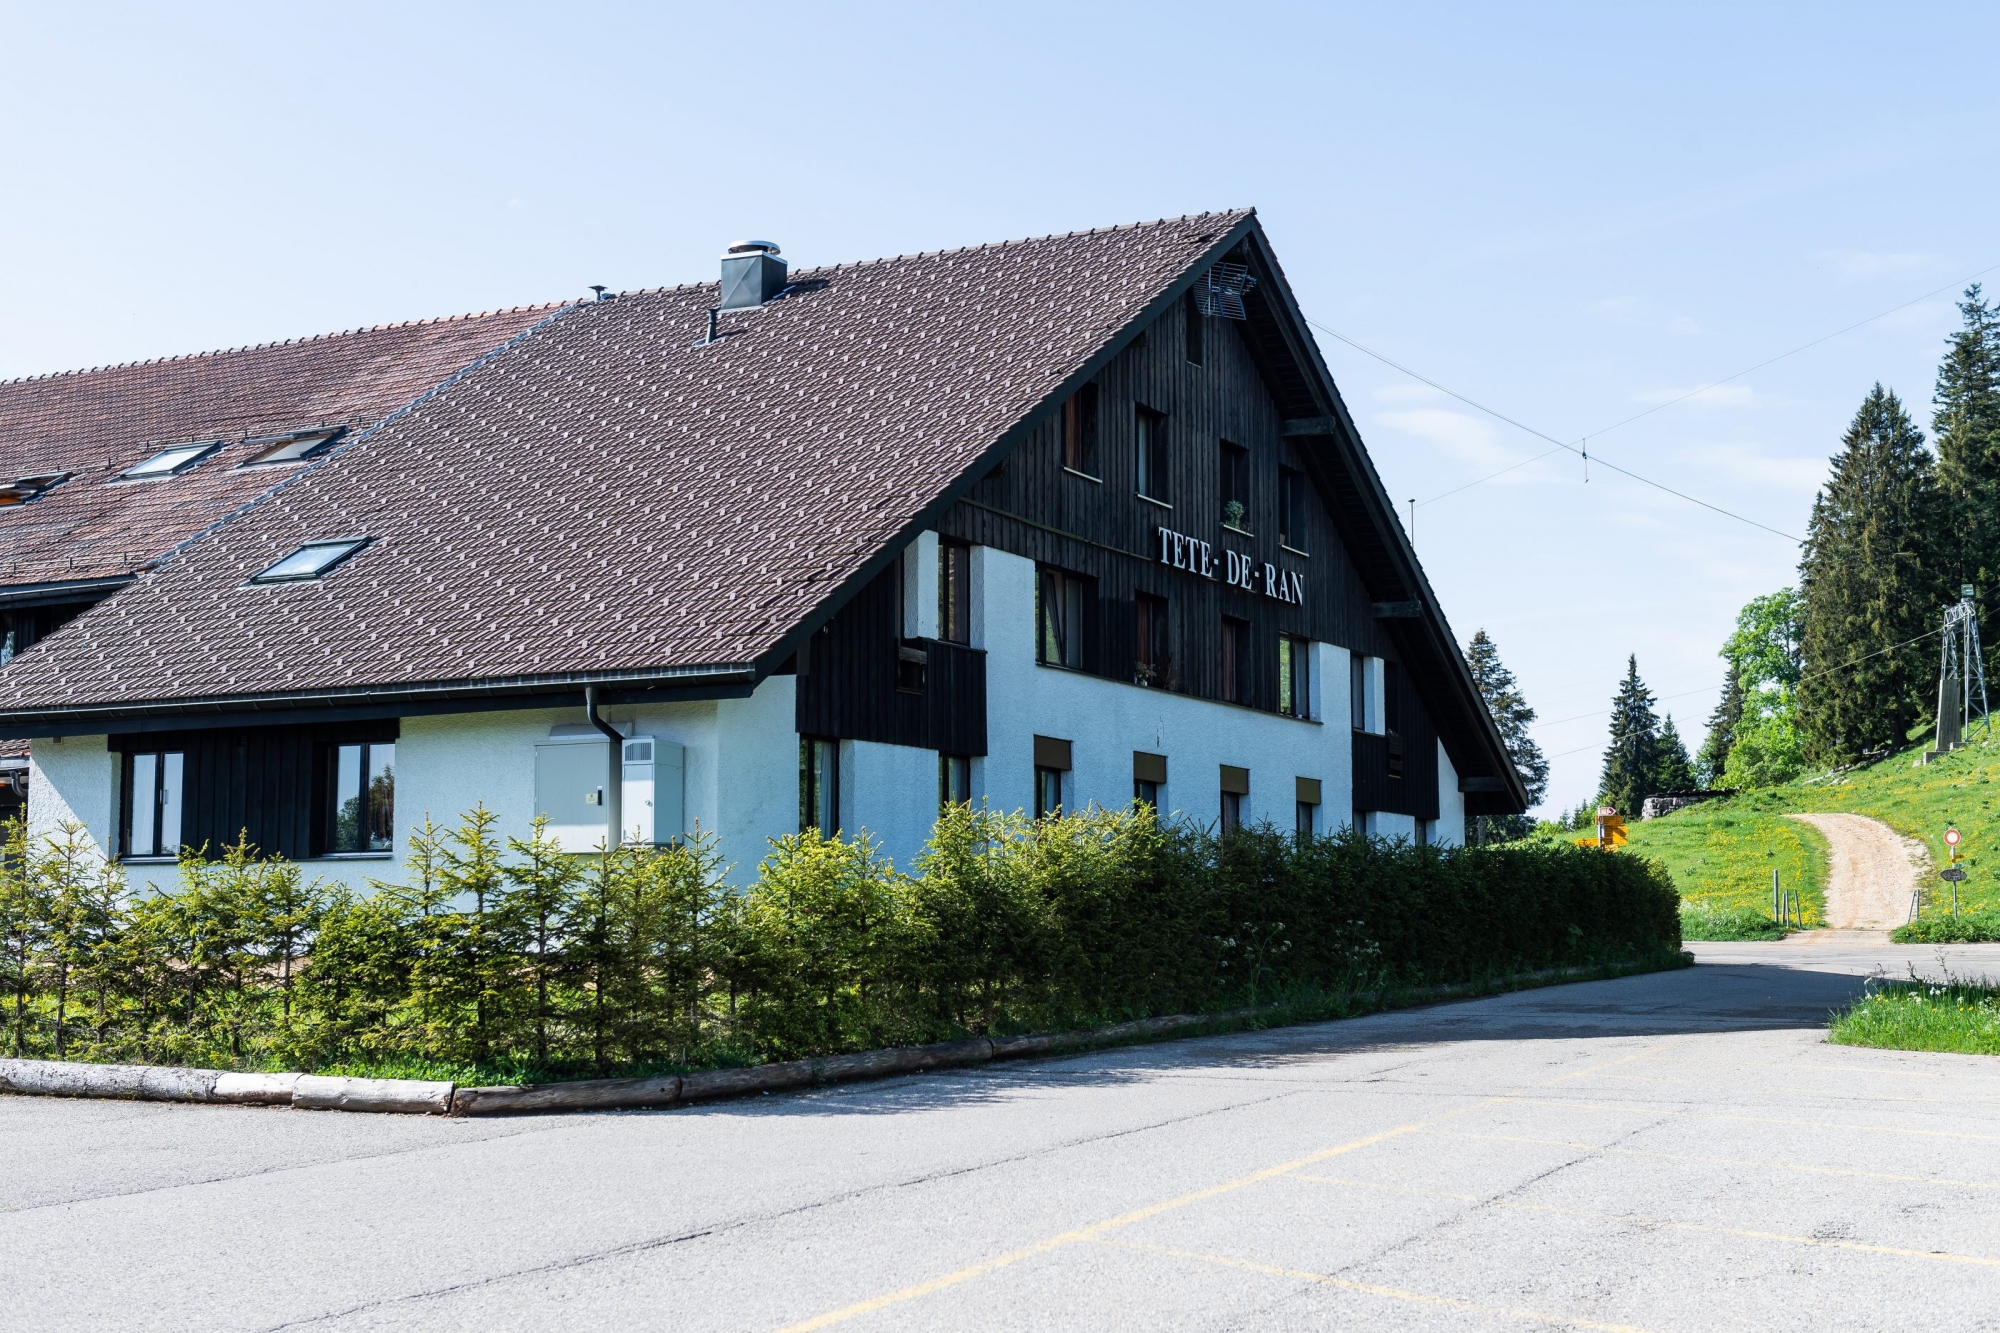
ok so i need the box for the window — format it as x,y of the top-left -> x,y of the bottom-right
1134,751 -> 1167,811
249,537 -> 370,584
939,754 -> 972,810
801,737 -> 840,834
1219,441 -> 1249,530
1034,734 -> 1071,819
1061,383 -> 1099,477
1135,592 -> 1170,687
897,644 -> 927,693
1415,817 -> 1430,847
1279,467 -> 1308,552
938,541 -> 971,644
1135,407 -> 1169,503
122,751 -> 184,859
244,429 -> 343,466
1037,567 -> 1086,669
1221,615 -> 1247,704
120,442 -> 217,479
328,742 -> 395,854
1351,654 -> 1374,731
1184,290 -> 1205,367
1220,764 -> 1249,834
1279,635 -> 1311,718
1296,777 -> 1321,838
0,472 -> 70,506
1035,767 -> 1064,819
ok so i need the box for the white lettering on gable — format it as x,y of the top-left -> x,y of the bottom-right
1155,526 -> 1307,606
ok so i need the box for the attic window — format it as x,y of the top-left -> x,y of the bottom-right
120,442 -> 218,479
249,537 -> 370,584
0,472 -> 71,506
244,429 -> 344,466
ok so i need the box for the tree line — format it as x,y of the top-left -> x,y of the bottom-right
1537,286 -> 2000,821
0,805 -> 1679,1080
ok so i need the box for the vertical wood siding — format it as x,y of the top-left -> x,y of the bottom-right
795,563 -> 988,754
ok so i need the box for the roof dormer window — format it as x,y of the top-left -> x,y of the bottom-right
120,442 -> 218,480
0,472 -> 72,506
248,537 -> 371,584
243,428 -> 345,466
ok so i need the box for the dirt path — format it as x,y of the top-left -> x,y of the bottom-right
1786,811 -> 1929,937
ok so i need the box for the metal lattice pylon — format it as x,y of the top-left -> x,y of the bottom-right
1936,584 -> 1991,751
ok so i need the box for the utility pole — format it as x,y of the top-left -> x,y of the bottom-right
1933,584 -> 1990,758
1408,498 -> 1416,545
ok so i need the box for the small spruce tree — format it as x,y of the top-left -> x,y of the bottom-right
1599,655 -> 1662,816
1698,669 -> 1744,785
1463,629 -> 1550,838
1653,715 -> 1696,793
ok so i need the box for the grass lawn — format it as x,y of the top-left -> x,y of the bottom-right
1614,795 -> 1828,939
1828,976 -> 2000,1056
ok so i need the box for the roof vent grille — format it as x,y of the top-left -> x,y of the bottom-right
719,240 -> 787,310
1193,262 -> 1256,320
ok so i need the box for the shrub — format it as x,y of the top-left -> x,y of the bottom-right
0,807 -> 1680,1079
1891,911 -> 2000,944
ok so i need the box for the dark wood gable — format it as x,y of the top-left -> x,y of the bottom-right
941,294 -> 1395,715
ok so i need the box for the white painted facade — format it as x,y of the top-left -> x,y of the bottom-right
26,535 -> 1466,888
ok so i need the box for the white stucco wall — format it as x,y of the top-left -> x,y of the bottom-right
1435,740 -> 1465,847
977,548 -> 1351,830
26,735 -> 117,856
848,738 -> 938,872
714,674 -> 801,881
1364,810 -> 1418,842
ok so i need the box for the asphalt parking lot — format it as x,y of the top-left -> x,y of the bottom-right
6,942 -> 2000,1332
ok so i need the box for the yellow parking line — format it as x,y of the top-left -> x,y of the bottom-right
1290,1175 -> 2000,1269
771,1042 -> 1676,1331
1090,1237 -> 1662,1333
1500,1096 -> 2000,1142
1436,1130 -> 2000,1191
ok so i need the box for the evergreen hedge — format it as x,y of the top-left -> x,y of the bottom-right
1,805 -> 1681,1081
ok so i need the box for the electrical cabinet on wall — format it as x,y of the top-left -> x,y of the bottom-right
534,736 -> 610,851
620,736 -> 684,845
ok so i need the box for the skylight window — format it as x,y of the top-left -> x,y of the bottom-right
120,442 -> 218,479
243,429 -> 344,466
248,538 -> 370,584
0,472 -> 71,506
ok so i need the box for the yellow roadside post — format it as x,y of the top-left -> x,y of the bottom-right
1576,807 -> 1626,851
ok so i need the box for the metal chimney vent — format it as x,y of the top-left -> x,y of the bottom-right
719,240 -> 787,310
1193,262 -> 1256,320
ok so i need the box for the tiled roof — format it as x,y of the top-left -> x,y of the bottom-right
0,214 -> 1252,716
0,305 -> 563,591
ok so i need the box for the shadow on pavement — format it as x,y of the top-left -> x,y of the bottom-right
666,960 -> 1877,1121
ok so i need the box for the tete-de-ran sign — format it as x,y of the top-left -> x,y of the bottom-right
1156,526 -> 1306,605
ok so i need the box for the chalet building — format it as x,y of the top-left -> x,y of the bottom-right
0,211 -> 1525,885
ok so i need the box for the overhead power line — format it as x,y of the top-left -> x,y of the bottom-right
1306,318 -> 1803,543
1306,257 -> 2000,544
1528,623 -> 1947,734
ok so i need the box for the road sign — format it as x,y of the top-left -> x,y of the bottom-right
1946,826 -> 1962,848
1942,866 -> 1968,882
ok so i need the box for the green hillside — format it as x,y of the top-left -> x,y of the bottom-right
1543,735 -> 2000,940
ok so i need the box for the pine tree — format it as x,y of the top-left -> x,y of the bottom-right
1797,385 -> 1948,763
1463,630 -> 1550,837
1599,655 -> 1661,816
1698,669 -> 1744,785
1652,715 -> 1696,793
1934,285 -> 2000,594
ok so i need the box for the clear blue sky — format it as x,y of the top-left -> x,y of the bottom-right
6,2 -> 1996,815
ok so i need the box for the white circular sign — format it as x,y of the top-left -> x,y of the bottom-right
1946,827 -> 1961,847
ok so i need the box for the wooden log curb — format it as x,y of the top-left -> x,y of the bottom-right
0,951 -> 1692,1118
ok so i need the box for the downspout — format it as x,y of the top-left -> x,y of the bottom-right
584,686 -> 623,849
